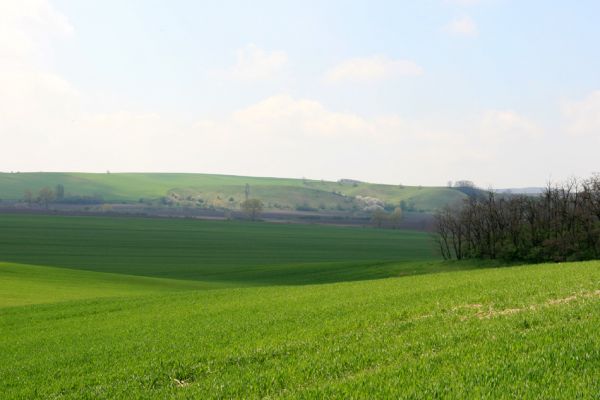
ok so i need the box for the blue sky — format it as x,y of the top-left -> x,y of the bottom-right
2,0 -> 600,186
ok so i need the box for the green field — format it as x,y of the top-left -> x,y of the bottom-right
0,214 -> 436,284
1,214 -> 599,398
0,172 -> 466,212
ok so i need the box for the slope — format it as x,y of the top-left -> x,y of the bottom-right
0,172 -> 467,212
1,261 -> 598,398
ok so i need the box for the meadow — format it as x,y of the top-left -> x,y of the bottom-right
0,172 -> 465,212
0,214 -> 436,284
1,214 -> 599,398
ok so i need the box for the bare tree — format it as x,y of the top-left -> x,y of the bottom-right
434,175 -> 600,262
241,198 -> 263,221
371,209 -> 387,228
55,184 -> 65,201
390,207 -> 403,229
454,180 -> 476,188
434,206 -> 455,260
38,187 -> 55,209
23,190 -> 34,206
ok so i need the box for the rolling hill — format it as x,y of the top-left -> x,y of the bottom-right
1,214 -> 599,398
0,172 -> 468,213
2,257 -> 599,398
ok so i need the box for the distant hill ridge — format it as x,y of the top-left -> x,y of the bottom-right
495,187 -> 545,195
0,172 -> 471,213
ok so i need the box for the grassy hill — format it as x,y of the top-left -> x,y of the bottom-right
1,214 -> 599,397
0,262 -> 215,307
2,258 -> 599,398
0,172 -> 467,212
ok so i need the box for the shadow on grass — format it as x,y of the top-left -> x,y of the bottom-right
156,259 -> 519,287
5,255 -> 486,288
1,257 -> 519,291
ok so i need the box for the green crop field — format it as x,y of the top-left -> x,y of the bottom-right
0,214 -> 436,283
0,172 -> 466,212
1,214 -> 599,398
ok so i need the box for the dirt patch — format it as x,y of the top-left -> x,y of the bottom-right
465,289 -> 600,320
173,378 -> 189,387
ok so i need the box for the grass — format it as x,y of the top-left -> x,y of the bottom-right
1,261 -> 599,398
0,172 -> 466,211
0,214 -> 436,283
0,262 -> 216,307
1,214 -> 599,398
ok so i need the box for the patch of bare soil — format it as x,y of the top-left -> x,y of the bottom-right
464,289 -> 600,320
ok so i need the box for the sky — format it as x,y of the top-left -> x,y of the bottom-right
1,0 -> 599,187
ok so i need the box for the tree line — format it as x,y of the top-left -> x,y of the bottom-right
23,185 -> 104,208
371,207 -> 403,228
435,174 -> 600,262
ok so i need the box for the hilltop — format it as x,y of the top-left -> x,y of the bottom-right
0,172 -> 468,214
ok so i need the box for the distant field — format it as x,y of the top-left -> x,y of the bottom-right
0,172 -> 466,212
1,259 -> 599,398
0,214 -> 436,283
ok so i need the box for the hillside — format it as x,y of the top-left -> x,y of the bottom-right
2,214 -> 599,398
2,257 -> 599,398
0,172 -> 467,213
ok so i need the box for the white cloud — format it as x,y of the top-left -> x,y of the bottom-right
562,90 -> 600,137
225,44 -> 288,81
0,0 -> 80,143
444,16 -> 478,37
187,95 -> 474,181
325,56 -> 423,83
481,110 -> 542,140
187,98 -> 543,183
0,0 -> 73,64
230,95 -> 374,137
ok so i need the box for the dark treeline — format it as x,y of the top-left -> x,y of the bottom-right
22,185 -> 104,208
435,175 -> 600,262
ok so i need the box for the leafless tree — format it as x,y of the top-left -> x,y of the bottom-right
23,190 -> 34,206
38,187 -> 55,209
390,207 -> 403,229
241,198 -> 263,220
434,175 -> 600,262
